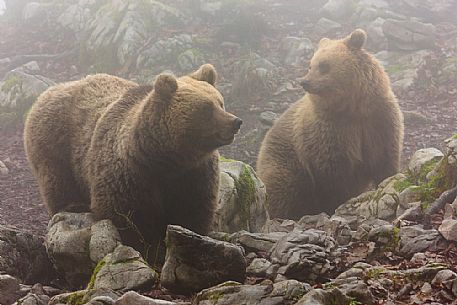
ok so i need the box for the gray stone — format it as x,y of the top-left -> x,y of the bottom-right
408,148 -> 444,177
93,245 -> 157,292
194,280 -> 310,305
281,36 -> 314,66
161,225 -> 246,294
259,111 -> 278,127
215,160 -> 268,233
230,231 -> 287,253
269,229 -> 337,282
295,288 -> 351,305
315,18 -> 342,35
399,225 -> 441,256
403,110 -> 429,126
438,219 -> 457,242
0,274 -> 23,305
432,270 -> 457,289
246,258 -> 274,278
22,2 -> 51,23
46,212 -> 121,288
177,49 -> 205,72
0,226 -> 54,285
115,291 -> 186,305
0,68 -> 55,111
322,0 -> 356,21
382,19 -> 436,51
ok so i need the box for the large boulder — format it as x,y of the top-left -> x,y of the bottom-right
160,225 -> 246,294
382,19 -> 436,51
215,159 -> 269,233
0,225 -> 55,284
46,212 -> 121,289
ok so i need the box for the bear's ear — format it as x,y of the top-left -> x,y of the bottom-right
190,63 -> 217,86
344,29 -> 367,50
154,74 -> 178,99
318,37 -> 330,48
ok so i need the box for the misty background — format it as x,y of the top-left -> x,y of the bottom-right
0,0 -> 456,235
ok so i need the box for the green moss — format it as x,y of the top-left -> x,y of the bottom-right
349,299 -> 362,305
385,64 -> 405,75
87,259 -> 106,290
66,291 -> 86,305
234,165 -> 256,229
219,155 -> 237,162
1,74 -> 21,93
393,178 -> 414,193
208,290 -> 224,304
452,134 -> 457,140
364,267 -> 385,280
417,159 -> 440,182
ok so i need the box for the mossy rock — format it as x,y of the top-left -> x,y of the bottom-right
216,158 -> 269,233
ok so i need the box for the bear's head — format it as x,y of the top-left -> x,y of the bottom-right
151,64 -> 242,158
300,29 -> 390,112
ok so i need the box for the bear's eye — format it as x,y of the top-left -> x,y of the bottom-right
318,62 -> 330,74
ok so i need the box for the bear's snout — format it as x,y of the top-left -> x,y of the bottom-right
233,117 -> 243,131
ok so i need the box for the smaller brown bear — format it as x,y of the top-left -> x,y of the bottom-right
256,29 -> 404,220
24,64 -> 242,263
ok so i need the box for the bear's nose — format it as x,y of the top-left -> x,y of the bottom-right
300,80 -> 311,91
233,117 -> 243,131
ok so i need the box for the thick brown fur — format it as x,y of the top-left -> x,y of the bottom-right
256,29 -> 404,219
24,64 -> 242,263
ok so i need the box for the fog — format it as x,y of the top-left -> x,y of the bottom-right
0,2 -> 457,303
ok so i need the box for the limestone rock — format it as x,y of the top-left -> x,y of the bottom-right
295,288 -> 351,305
215,160 -> 268,233
269,229 -> 337,282
92,245 -> 158,292
0,225 -> 54,284
46,212 -> 121,288
115,291 -> 188,305
0,274 -> 23,305
408,148 -> 444,178
161,225 -> 246,294
281,36 -> 314,66
194,280 -> 310,305
0,160 -> 9,175
382,19 -> 436,50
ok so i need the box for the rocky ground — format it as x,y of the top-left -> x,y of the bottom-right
0,0 -> 457,304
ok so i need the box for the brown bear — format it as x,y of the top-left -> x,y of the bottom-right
256,29 -> 404,220
24,64 -> 242,264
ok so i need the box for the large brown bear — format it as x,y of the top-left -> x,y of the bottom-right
256,29 -> 404,220
24,64 -> 242,263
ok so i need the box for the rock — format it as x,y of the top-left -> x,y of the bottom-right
432,270 -> 457,289
269,229 -> 337,282
215,159 -> 268,233
194,280 -> 311,305
137,34 -> 193,76
115,291 -> 187,305
160,225 -> 246,294
402,110 -> 429,126
177,49 -> 205,72
0,226 -> 55,284
368,224 -> 399,251
438,219 -> 457,242
322,0 -> 356,21
336,174 -> 405,222
22,2 -> 51,24
382,19 -> 436,51
0,274 -> 23,305
398,225 -> 441,256
229,231 -> 287,253
46,212 -> 121,289
0,160 -> 9,175
12,284 -> 50,305
259,111 -> 278,127
91,245 -> 157,292
0,68 -> 55,112
281,36 -> 314,66
401,0 -> 455,21
49,289 -> 120,305
315,17 -> 342,35
246,258 -> 274,278
295,288 -> 351,305
408,148 -> 444,178
366,17 -> 387,49
82,1 -> 184,71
